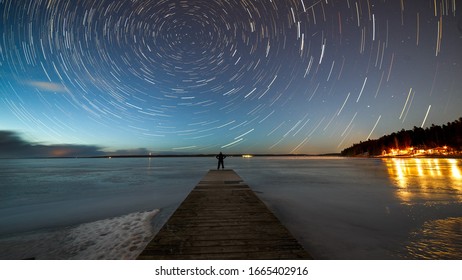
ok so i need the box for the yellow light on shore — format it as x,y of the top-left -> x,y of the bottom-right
242,154 -> 253,158
381,145 -> 456,157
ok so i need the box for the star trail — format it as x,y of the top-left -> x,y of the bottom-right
1,0 -> 461,155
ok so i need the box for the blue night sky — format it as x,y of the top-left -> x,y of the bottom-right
1,0 -> 462,156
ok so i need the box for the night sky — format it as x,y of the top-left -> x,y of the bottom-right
1,0 -> 461,156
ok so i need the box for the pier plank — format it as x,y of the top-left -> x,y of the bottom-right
138,169 -> 311,259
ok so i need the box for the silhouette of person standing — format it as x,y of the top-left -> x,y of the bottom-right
216,152 -> 226,170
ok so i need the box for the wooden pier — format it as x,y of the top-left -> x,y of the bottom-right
137,169 -> 311,259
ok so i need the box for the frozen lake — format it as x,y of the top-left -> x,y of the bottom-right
1,156 -> 462,259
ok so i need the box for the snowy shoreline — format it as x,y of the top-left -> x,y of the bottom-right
0,209 -> 159,260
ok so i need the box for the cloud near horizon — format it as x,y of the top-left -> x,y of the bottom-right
0,130 -> 105,158
0,130 -> 165,158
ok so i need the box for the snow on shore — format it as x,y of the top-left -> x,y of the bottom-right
0,209 -> 159,260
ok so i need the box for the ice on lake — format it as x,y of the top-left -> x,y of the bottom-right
1,156 -> 462,259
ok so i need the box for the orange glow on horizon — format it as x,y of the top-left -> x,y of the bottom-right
51,149 -> 72,157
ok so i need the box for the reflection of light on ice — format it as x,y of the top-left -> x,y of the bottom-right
387,159 -> 411,200
449,159 -> 462,179
385,158 -> 462,203
393,159 -> 407,186
415,159 -> 423,176
405,217 -> 462,259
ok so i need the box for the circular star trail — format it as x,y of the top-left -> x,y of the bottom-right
1,0 -> 461,154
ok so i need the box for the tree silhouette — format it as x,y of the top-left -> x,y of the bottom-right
341,117 -> 462,156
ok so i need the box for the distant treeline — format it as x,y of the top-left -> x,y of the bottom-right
341,117 -> 462,156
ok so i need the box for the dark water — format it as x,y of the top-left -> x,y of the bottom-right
1,157 -> 462,259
